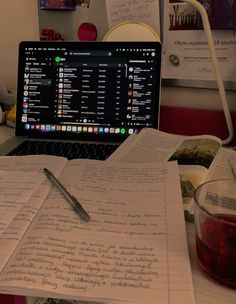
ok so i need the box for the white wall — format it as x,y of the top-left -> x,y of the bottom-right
0,0 -> 234,112
0,0 -> 39,89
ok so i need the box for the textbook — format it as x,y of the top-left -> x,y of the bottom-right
108,128 -> 236,220
0,155 -> 194,304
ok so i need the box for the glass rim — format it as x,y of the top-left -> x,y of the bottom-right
193,178 -> 236,226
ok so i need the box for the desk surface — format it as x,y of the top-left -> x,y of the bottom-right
0,125 -> 14,145
0,125 -> 235,303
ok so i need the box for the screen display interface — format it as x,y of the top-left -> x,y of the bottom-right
16,41 -> 161,141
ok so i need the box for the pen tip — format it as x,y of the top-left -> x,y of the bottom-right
83,213 -> 91,222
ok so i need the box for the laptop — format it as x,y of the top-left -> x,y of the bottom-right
0,40 -> 162,160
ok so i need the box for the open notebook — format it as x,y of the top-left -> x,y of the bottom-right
0,40 -> 162,159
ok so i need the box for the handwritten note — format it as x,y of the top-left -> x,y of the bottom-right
105,0 -> 160,33
0,155 -> 67,272
0,170 -> 43,203
0,160 -> 194,303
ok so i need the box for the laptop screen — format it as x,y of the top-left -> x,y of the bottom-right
16,41 -> 162,142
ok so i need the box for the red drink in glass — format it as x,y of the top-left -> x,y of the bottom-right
194,179 -> 236,288
196,214 -> 236,288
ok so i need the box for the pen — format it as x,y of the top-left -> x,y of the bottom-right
228,158 -> 236,179
43,168 -> 91,222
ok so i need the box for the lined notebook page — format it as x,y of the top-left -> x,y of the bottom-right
164,162 -> 194,303
0,156 -> 67,272
0,160 -> 194,304
0,170 -> 43,271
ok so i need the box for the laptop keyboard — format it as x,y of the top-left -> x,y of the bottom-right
7,140 -> 119,160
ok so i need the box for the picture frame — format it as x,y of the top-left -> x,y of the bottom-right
161,0 -> 236,90
40,0 -> 76,11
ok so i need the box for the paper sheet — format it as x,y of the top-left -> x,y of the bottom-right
0,159 -> 194,304
0,155 -> 67,272
105,0 -> 160,33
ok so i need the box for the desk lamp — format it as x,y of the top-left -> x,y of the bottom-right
103,21 -> 161,42
103,2 -> 234,145
182,0 -> 234,144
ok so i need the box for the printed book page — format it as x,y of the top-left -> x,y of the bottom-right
108,128 -> 221,214
108,128 -> 221,163
0,159 -> 194,304
188,147 -> 236,214
204,147 -> 236,180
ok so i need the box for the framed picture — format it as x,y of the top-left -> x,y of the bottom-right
198,0 -> 236,30
162,0 -> 236,90
40,0 -> 76,11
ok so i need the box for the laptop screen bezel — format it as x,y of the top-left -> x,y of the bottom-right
15,41 -> 162,143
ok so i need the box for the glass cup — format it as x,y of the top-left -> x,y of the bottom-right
193,179 -> 236,288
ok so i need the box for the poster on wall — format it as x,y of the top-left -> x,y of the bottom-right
162,0 -> 236,85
